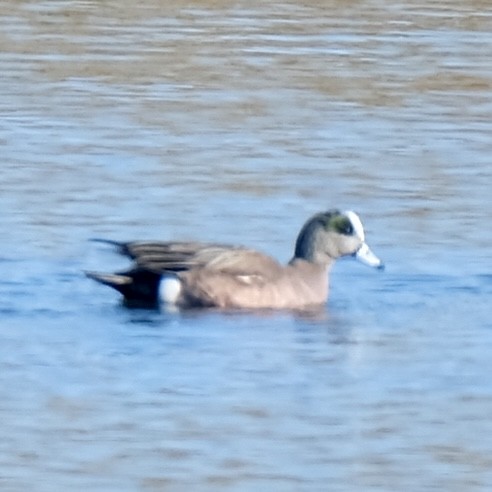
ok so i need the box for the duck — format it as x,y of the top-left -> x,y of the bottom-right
86,209 -> 383,309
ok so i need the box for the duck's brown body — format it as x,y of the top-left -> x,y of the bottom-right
86,210 -> 383,309
175,258 -> 331,309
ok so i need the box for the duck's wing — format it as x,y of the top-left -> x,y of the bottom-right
86,240 -> 285,307
113,240 -> 284,279
197,248 -> 284,280
124,241 -> 224,272
86,240 -> 219,306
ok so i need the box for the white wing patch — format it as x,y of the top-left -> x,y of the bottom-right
235,274 -> 264,285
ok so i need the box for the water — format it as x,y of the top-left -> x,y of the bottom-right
1,0 -> 491,490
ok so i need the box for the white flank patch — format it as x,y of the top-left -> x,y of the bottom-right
158,276 -> 182,305
343,210 -> 365,241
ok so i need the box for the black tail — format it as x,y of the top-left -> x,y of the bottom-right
88,238 -> 130,256
86,269 -> 162,308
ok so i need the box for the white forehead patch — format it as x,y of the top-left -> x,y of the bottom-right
343,210 -> 365,241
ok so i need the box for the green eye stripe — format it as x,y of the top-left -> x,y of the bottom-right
329,215 -> 354,235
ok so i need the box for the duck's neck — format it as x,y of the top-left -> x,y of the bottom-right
288,254 -> 334,271
291,234 -> 335,268
293,223 -> 336,267
287,256 -> 332,305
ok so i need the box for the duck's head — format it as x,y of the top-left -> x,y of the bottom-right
294,209 -> 384,269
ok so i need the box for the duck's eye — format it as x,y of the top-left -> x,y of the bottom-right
331,216 -> 354,235
341,221 -> 354,235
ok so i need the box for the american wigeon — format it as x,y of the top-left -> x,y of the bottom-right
86,209 -> 383,309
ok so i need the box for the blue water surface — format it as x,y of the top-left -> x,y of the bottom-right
1,1 -> 492,490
